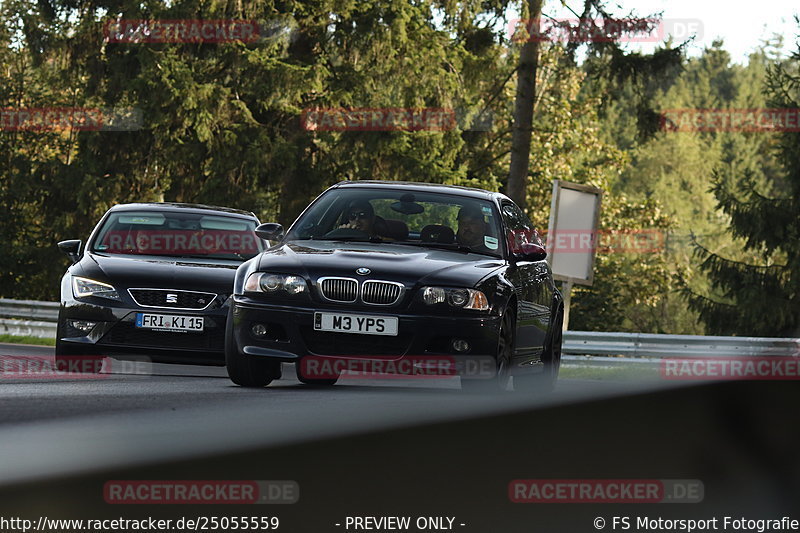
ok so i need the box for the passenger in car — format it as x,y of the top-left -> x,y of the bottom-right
456,205 -> 491,253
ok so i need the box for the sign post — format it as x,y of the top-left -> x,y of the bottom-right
546,180 -> 604,330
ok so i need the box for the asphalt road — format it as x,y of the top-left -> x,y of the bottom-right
0,342 -> 670,486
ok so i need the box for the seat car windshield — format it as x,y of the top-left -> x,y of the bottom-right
285,189 -> 503,257
90,211 -> 263,261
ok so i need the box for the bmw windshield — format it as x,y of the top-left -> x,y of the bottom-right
285,188 -> 503,258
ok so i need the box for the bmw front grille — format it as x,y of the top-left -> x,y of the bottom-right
317,277 -> 403,306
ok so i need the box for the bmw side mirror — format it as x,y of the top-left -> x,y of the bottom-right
255,223 -> 284,241
516,242 -> 547,262
58,239 -> 82,264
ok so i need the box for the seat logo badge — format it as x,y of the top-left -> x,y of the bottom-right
356,267 -> 371,276
166,293 -> 178,304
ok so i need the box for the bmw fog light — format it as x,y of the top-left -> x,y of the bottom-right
452,339 -> 470,353
251,324 -> 268,337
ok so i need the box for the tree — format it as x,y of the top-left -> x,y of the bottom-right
506,0 -> 683,207
684,45 -> 800,337
506,0 -> 542,206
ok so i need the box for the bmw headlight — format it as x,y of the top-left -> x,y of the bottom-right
421,287 -> 489,311
72,276 -> 121,301
245,273 -> 307,295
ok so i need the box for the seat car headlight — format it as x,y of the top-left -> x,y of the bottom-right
72,276 -> 121,301
245,273 -> 307,295
421,287 -> 489,311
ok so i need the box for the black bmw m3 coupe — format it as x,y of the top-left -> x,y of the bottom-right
56,203 -> 263,367
226,181 -> 564,392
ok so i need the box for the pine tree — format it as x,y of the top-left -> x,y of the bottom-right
685,46 -> 800,337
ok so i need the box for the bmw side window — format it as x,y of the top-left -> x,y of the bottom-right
501,203 -> 542,255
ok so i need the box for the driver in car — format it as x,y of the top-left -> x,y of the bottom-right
339,200 -> 379,236
456,205 -> 491,253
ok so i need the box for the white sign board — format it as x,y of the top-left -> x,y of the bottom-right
546,179 -> 603,286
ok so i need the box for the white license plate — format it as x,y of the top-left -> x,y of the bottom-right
314,312 -> 398,336
135,313 -> 204,332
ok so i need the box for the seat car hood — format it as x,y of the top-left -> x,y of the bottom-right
257,241 -> 504,287
80,253 -> 240,293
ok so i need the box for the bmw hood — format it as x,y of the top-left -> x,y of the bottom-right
256,241 -> 504,288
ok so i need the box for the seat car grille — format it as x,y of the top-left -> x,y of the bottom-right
362,280 -> 403,305
98,322 -> 225,351
318,278 -> 358,302
128,289 -> 216,310
300,327 -> 410,356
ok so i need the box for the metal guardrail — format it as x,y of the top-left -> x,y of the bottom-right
562,331 -> 800,358
0,319 -> 57,339
0,300 -> 798,362
0,299 -> 59,339
0,299 -> 59,322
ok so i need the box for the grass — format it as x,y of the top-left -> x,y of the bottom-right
0,334 -> 56,346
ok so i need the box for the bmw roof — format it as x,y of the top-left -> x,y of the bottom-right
333,180 -> 510,201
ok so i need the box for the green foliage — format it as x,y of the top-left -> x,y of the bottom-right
683,46 -> 800,337
593,41 -> 793,335
1,0 -> 792,338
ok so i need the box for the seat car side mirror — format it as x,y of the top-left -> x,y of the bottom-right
255,223 -> 284,241
515,242 -> 547,262
57,239 -> 82,264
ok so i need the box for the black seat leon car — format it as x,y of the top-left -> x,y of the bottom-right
226,181 -> 564,392
56,203 -> 264,367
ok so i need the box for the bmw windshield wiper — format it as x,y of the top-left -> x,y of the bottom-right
394,241 -> 502,258
392,241 -> 474,253
321,236 -> 386,243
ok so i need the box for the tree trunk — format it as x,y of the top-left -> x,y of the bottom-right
507,0 -> 542,206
